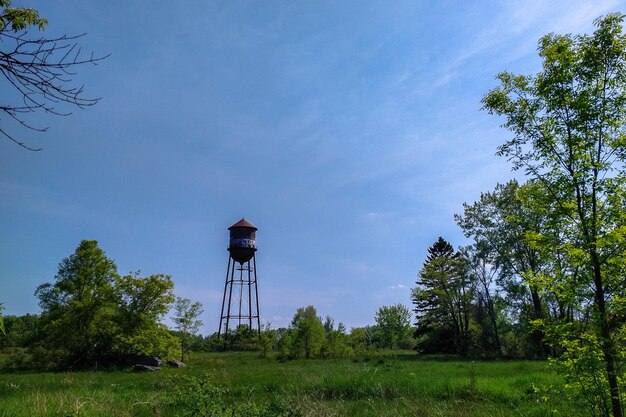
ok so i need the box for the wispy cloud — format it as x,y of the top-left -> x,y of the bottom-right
426,0 -> 621,91
390,284 -> 408,290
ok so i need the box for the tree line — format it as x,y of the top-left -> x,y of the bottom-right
411,14 -> 626,417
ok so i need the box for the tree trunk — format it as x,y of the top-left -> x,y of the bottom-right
592,254 -> 622,417
486,297 -> 501,352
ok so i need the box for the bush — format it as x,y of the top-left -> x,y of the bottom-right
158,373 -> 298,417
29,346 -> 63,371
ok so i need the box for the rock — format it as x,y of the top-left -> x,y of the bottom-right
133,364 -> 160,372
167,359 -> 186,368
137,356 -> 163,367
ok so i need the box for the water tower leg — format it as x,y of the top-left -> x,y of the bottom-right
238,264 -> 244,328
248,259 -> 253,330
224,257 -> 236,338
253,254 -> 261,337
218,255 -> 232,338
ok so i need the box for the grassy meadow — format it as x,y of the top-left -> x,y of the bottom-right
0,351 -> 574,417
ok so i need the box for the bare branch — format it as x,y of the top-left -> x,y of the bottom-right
0,27 -> 109,150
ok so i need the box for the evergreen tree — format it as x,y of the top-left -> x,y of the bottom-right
412,237 -> 475,355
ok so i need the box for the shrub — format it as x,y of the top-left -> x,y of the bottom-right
158,373 -> 297,417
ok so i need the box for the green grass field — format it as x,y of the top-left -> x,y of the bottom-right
0,351 -> 573,417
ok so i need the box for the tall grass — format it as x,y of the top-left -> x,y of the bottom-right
0,351 -> 569,416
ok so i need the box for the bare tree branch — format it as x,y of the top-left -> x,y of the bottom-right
0,9 -> 109,151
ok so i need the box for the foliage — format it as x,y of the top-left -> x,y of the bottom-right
115,272 -> 179,360
159,373 -> 294,417
0,0 -> 107,150
258,325 -> 275,359
0,0 -> 46,32
224,324 -> 260,351
483,13 -> 626,416
456,181 -> 549,357
116,324 -> 180,361
34,240 -> 178,368
320,318 -> 352,358
276,327 -> 294,360
290,305 -> 325,359
35,240 -> 118,368
0,313 -> 39,350
545,327 -> 615,417
461,245 -> 504,356
374,304 -> 413,349
172,297 -> 204,362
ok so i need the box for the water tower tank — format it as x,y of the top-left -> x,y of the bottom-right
228,218 -> 257,264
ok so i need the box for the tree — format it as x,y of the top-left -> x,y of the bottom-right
482,13 -> 626,416
374,304 -> 412,349
116,272 -> 175,331
0,313 -> 40,349
0,0 -> 107,150
291,305 -> 325,359
172,297 -> 204,363
323,315 -> 335,334
223,324 -> 259,351
455,181 -> 549,357
35,241 -> 179,369
461,245 -> 504,355
412,237 -> 475,355
35,240 -> 118,368
258,324 -> 275,358
115,272 -> 179,360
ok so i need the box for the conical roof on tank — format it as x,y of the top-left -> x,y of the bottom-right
228,218 -> 258,230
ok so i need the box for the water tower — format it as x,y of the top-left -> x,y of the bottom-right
218,218 -> 261,338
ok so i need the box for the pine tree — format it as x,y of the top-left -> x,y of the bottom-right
412,237 -> 474,355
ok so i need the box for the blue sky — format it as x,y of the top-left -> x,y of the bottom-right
2,0 -> 624,333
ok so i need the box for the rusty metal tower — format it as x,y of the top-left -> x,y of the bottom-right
218,218 -> 261,338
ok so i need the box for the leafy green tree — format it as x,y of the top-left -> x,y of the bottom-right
412,237 -> 475,355
35,240 -> 180,368
115,272 -> 179,360
35,240 -> 119,368
455,181 -> 547,354
483,13 -> 626,416
258,324 -> 275,358
291,305 -> 325,359
223,324 -> 260,351
276,327 -> 294,360
321,328 -> 351,358
318,317 -> 350,358
172,297 -> 204,362
374,304 -> 413,349
0,0 -> 106,150
0,313 -> 40,349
